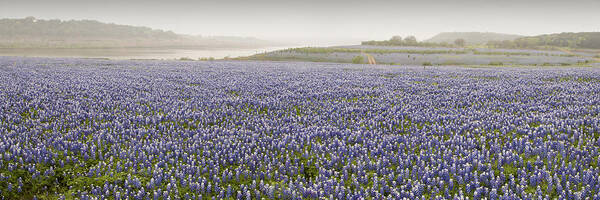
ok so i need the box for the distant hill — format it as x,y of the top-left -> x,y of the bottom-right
425,32 -> 524,45
0,17 -> 281,48
514,32 -> 600,49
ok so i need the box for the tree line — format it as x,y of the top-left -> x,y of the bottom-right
487,32 -> 600,49
0,17 -> 278,49
361,36 -> 467,48
363,32 -> 600,49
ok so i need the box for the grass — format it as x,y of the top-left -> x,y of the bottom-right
439,61 -> 466,65
239,46 -> 596,67
226,90 -> 240,96
278,47 -> 468,55
473,50 -> 531,56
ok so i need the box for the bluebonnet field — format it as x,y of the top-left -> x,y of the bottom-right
0,57 -> 599,200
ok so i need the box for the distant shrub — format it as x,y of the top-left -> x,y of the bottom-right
422,62 -> 433,66
179,57 -> 194,61
454,38 -> 466,47
199,57 -> 215,61
352,56 -> 364,64
489,61 -> 504,66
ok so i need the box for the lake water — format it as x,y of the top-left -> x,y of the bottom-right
0,46 -> 297,60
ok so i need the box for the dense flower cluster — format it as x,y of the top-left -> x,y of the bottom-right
1,57 -> 599,199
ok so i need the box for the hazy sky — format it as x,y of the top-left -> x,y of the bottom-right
1,0 -> 599,45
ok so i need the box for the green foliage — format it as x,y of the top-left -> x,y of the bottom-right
454,38 -> 466,47
0,17 -> 180,48
199,57 -> 215,61
487,32 -> 600,49
179,57 -> 195,61
388,36 -> 404,45
0,17 -> 277,49
227,90 -> 240,96
513,32 -> 600,49
404,36 -> 418,45
422,62 -> 433,66
361,35 -> 455,47
425,32 -> 523,45
352,55 -> 364,64
0,17 -> 178,39
489,61 -> 504,66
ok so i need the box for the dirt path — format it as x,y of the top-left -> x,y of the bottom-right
362,52 -> 377,64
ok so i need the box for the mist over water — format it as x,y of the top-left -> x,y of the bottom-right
0,46 -> 302,60
0,0 -> 598,59
2,0 -> 599,43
